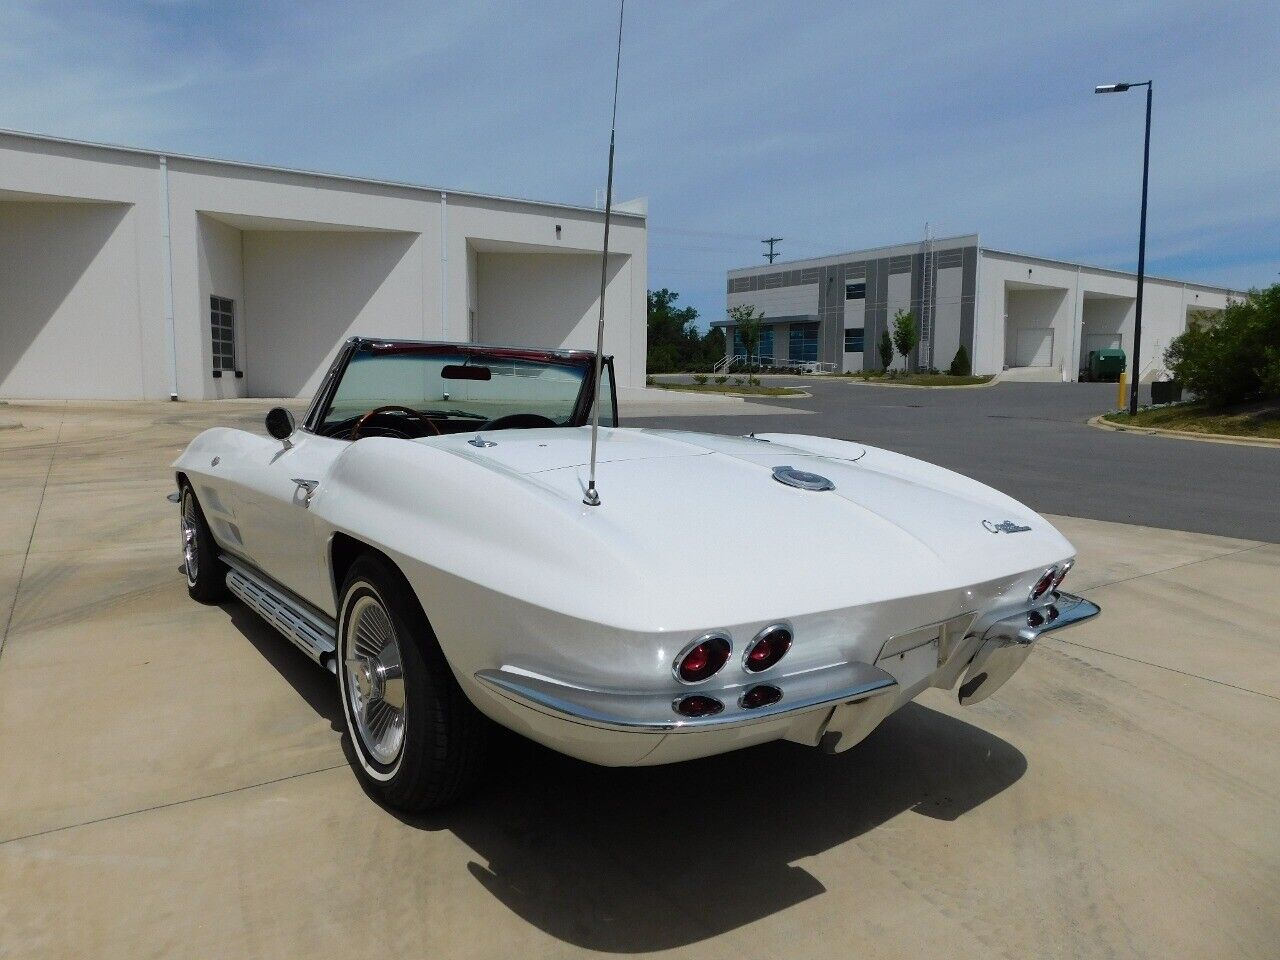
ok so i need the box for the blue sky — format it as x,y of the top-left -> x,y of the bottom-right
3,1 -> 1276,326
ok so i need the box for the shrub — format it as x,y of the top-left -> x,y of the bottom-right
693,374 -> 708,385
878,329 -> 893,369
948,345 -> 972,376
714,375 -> 728,385
748,375 -> 761,386
646,343 -> 678,374
1164,285 -> 1280,405
733,376 -> 744,386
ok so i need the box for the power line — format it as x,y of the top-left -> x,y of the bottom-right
761,237 -> 783,263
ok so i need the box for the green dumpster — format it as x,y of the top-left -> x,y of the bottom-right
1086,348 -> 1126,383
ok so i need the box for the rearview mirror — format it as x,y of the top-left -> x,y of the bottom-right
265,407 -> 295,441
441,364 -> 492,381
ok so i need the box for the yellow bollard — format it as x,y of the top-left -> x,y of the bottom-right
1117,372 -> 1127,410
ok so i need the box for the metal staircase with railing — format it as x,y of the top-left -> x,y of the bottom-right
713,353 -> 835,375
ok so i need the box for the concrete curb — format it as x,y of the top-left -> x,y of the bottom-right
649,373 -> 996,390
648,387 -> 812,400
622,386 -> 746,405
728,390 -> 812,399
829,377 -> 998,390
1087,414 -> 1280,449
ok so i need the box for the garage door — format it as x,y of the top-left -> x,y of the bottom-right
1085,333 -> 1122,355
1014,328 -> 1054,367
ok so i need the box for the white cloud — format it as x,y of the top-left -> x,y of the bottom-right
1,0 -> 1275,321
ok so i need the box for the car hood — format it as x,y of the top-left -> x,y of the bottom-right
416,427 -> 1072,617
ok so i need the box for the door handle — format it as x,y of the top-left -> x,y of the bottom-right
291,478 -> 319,506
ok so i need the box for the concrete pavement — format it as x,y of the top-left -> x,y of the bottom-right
0,401 -> 1277,959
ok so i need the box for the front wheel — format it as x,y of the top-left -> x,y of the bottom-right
337,554 -> 490,811
180,484 -> 227,603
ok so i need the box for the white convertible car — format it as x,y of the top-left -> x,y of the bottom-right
173,337 -> 1100,811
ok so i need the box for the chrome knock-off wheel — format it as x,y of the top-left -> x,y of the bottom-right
343,594 -> 406,766
335,555 -> 490,810
178,484 -> 226,603
181,491 -> 200,584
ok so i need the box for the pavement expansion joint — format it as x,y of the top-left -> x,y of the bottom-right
0,763 -> 349,848
0,402 -> 67,664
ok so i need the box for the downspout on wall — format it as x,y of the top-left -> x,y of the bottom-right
1068,264 -> 1082,382
973,239 -> 984,373
439,192 -> 448,337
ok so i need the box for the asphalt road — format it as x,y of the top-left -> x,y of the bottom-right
631,380 -> 1280,542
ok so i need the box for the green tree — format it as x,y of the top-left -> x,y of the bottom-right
892,309 -> 919,369
646,288 -> 734,373
878,328 -> 893,369
728,303 -> 764,360
647,288 -> 701,372
1164,284 -> 1280,405
702,326 -> 726,367
948,344 -> 971,376
647,343 -> 678,374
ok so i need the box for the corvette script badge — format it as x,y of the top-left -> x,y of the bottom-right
983,519 -> 1032,534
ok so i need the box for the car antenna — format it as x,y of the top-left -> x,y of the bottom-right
584,0 -> 625,508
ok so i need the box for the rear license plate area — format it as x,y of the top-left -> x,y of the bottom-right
875,628 -> 942,688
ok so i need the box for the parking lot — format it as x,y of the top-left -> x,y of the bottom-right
2,397 -> 1278,959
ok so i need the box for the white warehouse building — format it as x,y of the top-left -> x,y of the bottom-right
722,234 -> 1242,381
0,129 -> 647,401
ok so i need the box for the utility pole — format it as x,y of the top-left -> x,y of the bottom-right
762,237 -> 783,263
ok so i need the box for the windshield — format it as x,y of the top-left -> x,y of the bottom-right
316,343 -> 611,438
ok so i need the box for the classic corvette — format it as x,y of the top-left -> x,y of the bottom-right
172,337 -> 1100,811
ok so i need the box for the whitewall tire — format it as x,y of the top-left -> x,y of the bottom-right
336,554 -> 490,811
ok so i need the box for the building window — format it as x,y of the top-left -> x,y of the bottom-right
844,327 -> 865,352
732,326 -> 775,361
844,281 -> 866,300
789,322 -> 819,364
210,296 -> 236,372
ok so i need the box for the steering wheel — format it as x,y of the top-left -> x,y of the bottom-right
350,405 -> 442,440
477,413 -> 557,432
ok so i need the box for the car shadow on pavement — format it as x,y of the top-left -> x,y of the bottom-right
375,702 -> 1026,953
221,599 -> 345,731
217,597 -> 1026,951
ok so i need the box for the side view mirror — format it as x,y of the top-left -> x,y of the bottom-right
265,407 -> 296,443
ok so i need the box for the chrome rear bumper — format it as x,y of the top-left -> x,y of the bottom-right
474,591 -> 1100,742
957,591 -> 1100,705
475,659 -> 898,735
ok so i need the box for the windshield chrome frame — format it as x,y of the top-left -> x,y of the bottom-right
301,337 -> 616,436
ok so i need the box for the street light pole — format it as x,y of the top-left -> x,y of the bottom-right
1095,80 -> 1152,415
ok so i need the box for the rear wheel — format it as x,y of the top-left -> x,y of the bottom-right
337,554 -> 490,811
180,484 -> 227,603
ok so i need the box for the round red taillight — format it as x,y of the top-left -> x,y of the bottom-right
739,684 -> 783,710
673,695 -> 724,718
1052,560 -> 1074,590
744,624 -> 792,673
674,634 -> 731,684
1029,567 -> 1057,602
